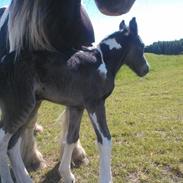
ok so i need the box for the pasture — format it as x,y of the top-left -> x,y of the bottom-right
31,53 -> 183,183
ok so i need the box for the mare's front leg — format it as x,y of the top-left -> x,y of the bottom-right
59,106 -> 84,183
21,104 -> 46,170
86,101 -> 112,183
60,107 -> 88,167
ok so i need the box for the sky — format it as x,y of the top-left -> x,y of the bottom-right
0,0 -> 183,45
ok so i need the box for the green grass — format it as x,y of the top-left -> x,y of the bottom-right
31,54 -> 183,183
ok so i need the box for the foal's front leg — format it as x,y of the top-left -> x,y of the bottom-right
59,107 -> 84,183
87,101 -> 112,183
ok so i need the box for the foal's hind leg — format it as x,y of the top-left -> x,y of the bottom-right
60,107 -> 88,167
59,106 -> 84,183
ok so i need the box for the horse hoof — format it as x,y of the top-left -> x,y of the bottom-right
72,156 -> 89,168
34,123 -> 44,135
25,150 -> 47,171
58,168 -> 76,183
32,160 -> 47,170
71,145 -> 89,168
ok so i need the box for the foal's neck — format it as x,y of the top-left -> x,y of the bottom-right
97,37 -> 126,78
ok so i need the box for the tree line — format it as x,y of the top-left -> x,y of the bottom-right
145,39 -> 183,55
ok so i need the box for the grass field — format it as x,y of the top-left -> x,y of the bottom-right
31,53 -> 183,183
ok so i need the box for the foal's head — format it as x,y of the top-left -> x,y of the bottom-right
119,18 -> 149,77
99,17 -> 149,77
119,17 -> 149,77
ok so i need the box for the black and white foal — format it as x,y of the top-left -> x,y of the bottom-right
0,17 -> 149,183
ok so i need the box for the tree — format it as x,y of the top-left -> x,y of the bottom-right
145,39 -> 183,55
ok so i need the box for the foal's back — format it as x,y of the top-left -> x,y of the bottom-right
1,50 -> 107,106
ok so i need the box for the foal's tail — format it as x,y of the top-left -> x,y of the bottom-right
58,108 -> 69,142
57,108 -> 69,159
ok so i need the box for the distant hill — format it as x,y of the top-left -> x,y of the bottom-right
145,39 -> 183,55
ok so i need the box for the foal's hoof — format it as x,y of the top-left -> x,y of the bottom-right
72,155 -> 89,168
34,123 -> 44,135
58,169 -> 76,183
31,159 -> 47,170
71,144 -> 89,168
61,175 -> 76,183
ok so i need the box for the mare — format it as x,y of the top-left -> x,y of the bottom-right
0,0 -> 95,169
0,17 -> 149,183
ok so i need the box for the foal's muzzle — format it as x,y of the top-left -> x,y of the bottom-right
138,63 -> 149,77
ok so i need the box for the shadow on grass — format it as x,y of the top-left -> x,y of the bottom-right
41,163 -> 61,183
0,163 -> 81,183
0,164 -> 61,183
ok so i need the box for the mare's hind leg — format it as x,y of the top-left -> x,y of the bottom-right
60,107 -> 88,167
8,136 -> 32,183
21,103 -> 46,170
59,106 -> 84,183
0,130 -> 14,183
3,93 -> 38,183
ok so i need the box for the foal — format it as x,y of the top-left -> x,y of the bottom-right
0,17 -> 149,183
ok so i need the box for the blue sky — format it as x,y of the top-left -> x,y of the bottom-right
83,0 -> 183,45
1,0 -> 183,45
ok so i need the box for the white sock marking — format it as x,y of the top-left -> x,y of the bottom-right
8,138 -> 33,183
98,138 -> 112,183
59,143 -> 76,182
103,38 -> 122,50
89,113 -> 112,183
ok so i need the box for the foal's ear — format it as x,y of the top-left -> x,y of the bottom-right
129,17 -> 138,35
119,20 -> 127,31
